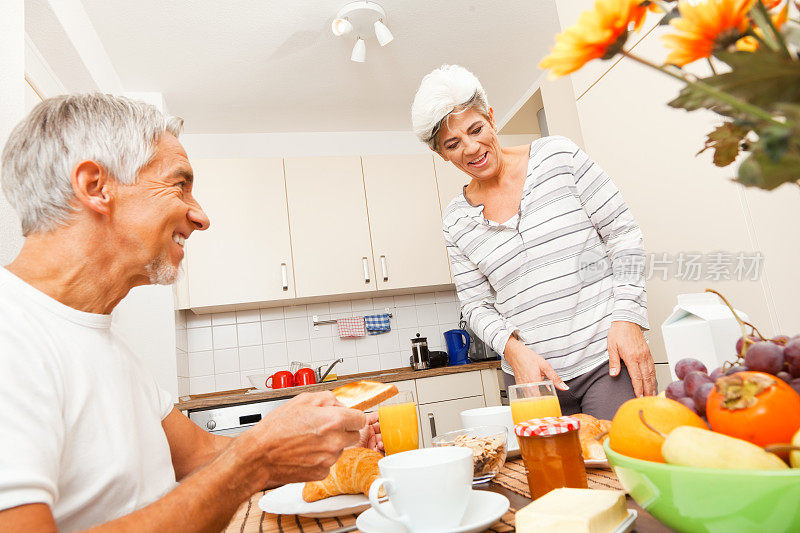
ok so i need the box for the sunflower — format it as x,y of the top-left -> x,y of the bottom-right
539,0 -> 649,78
735,0 -> 789,51
662,0 -> 757,66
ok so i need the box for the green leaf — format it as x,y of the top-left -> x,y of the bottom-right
735,140 -> 800,190
748,1 -> 788,55
697,123 -> 750,167
669,50 -> 800,118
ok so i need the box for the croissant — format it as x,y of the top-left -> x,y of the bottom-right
573,413 -> 611,461
302,447 -> 383,502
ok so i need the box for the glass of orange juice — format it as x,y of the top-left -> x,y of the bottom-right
378,391 -> 419,455
508,381 -> 562,425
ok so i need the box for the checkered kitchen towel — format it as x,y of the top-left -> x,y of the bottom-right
364,313 -> 391,335
337,316 -> 366,338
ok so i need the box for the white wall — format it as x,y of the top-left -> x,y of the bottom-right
551,1 -> 800,382
0,1 -> 26,265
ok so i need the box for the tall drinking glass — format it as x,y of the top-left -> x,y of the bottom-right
508,381 -> 562,425
378,391 -> 419,455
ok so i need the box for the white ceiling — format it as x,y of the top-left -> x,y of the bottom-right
76,0 -> 560,134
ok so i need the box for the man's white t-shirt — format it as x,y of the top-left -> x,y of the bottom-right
0,268 -> 177,531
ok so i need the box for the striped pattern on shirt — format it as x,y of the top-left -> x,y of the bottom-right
442,136 -> 649,380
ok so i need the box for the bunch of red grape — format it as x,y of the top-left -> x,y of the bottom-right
666,335 -> 800,418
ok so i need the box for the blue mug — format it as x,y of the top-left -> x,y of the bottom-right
443,329 -> 471,366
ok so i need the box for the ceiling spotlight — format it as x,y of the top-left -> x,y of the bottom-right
331,17 -> 353,36
373,19 -> 393,46
351,37 -> 366,62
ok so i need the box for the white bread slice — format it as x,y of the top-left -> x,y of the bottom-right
332,381 -> 399,411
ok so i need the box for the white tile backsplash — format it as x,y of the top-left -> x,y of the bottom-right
264,342 -> 289,367
287,339 -> 311,362
186,312 -> 211,328
237,322 -> 262,346
189,375 -> 215,395
187,327 -> 212,352
355,335 -> 379,356
284,317 -> 309,341
239,345 -> 264,371
212,325 -> 238,349
211,311 -> 237,326
310,336 -> 334,362
261,320 -> 286,344
188,350 -> 214,377
236,309 -> 261,323
176,290 -> 460,393
215,372 -> 241,392
214,348 -> 239,374
416,304 -> 438,326
357,355 -> 381,373
351,298 -> 373,312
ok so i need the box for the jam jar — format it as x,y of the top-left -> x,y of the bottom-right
515,416 -> 588,499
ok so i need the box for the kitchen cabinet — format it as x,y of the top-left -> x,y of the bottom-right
186,158 -> 295,308
433,156 -> 470,216
361,155 -> 451,290
284,156 -> 377,298
415,371 -> 484,404
419,395 -> 486,448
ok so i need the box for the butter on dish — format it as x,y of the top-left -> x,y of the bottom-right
516,488 -> 628,532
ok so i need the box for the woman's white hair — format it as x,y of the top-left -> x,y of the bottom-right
1,93 -> 183,236
411,64 -> 489,151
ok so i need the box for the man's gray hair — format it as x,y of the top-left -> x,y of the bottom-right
1,93 -> 184,236
411,64 -> 489,151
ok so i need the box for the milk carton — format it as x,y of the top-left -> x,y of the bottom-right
661,293 -> 749,380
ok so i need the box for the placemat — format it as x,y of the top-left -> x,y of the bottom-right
224,493 -> 516,532
492,458 -> 623,497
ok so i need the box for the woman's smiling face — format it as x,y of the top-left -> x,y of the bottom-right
435,106 -> 502,180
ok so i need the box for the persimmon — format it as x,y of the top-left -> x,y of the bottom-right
706,371 -> 800,448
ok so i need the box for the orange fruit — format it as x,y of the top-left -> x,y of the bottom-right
609,396 -> 707,462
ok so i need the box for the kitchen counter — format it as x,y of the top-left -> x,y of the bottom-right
176,360 -> 502,411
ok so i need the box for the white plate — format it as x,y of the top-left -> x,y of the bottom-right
257,483 -> 370,518
584,458 -> 610,469
356,490 -> 509,533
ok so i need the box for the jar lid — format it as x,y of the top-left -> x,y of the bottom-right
514,416 -> 580,437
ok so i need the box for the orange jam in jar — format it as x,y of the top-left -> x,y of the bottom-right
514,416 -> 588,500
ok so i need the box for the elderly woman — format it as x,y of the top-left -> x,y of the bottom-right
412,65 -> 655,419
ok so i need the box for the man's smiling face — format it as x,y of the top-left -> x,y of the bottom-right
114,133 -> 210,285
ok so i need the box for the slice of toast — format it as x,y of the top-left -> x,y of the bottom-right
332,381 -> 399,411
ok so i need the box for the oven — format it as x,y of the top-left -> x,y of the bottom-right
188,399 -> 290,437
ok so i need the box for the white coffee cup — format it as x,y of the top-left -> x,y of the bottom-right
368,447 -> 473,533
461,406 -> 519,451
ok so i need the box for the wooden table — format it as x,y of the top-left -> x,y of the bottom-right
225,458 -> 673,532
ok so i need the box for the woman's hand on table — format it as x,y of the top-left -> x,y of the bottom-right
357,411 -> 383,452
505,337 -> 569,390
607,320 -> 656,397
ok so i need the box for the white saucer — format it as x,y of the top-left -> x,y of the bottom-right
258,483 -> 370,518
356,490 -> 509,533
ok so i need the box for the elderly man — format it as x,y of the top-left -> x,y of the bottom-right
0,94 -> 379,532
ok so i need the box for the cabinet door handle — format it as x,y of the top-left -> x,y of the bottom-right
380,255 -> 388,282
280,263 -> 288,291
428,413 -> 437,438
362,257 -> 370,284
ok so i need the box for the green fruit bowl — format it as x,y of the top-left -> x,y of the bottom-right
604,440 -> 800,533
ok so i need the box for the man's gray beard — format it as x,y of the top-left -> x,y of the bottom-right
145,252 -> 179,285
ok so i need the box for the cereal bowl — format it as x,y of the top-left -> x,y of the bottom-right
432,425 -> 508,484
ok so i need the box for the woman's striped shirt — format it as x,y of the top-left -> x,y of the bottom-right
442,136 -> 649,379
